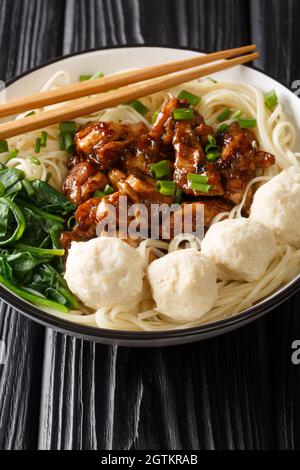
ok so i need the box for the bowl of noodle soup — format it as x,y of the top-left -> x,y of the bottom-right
0,45 -> 300,346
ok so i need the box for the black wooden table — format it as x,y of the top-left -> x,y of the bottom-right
0,0 -> 300,450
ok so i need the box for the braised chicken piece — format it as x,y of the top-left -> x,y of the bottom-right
60,197 -> 102,249
166,199 -> 232,240
173,120 -> 224,196
125,172 -> 174,207
74,121 -> 148,170
107,168 -> 126,190
149,95 -> 178,142
62,161 -> 107,206
217,123 -> 275,204
122,134 -> 161,176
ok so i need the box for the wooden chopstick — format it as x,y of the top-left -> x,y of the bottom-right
0,45 -> 256,119
0,51 -> 259,140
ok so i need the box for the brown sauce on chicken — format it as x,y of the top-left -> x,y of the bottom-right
60,96 -> 275,249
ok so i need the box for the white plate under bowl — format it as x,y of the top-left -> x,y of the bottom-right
1,46 -> 299,347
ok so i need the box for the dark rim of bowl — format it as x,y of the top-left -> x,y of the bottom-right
1,43 -> 300,341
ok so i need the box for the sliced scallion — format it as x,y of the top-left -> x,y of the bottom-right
0,140 -> 8,153
103,184 -> 115,195
59,121 -> 77,135
34,137 -> 41,153
265,90 -> 278,110
90,71 -> 104,80
31,156 -> 41,166
40,131 -> 48,147
127,100 -> 149,116
187,173 -> 209,184
25,111 -> 36,117
217,123 -> 229,134
238,118 -> 257,129
217,108 -> 231,122
173,108 -> 194,121
177,90 -> 201,106
93,190 -> 105,198
206,152 -> 220,162
150,160 -> 170,179
175,188 -> 182,204
152,111 -> 159,124
22,179 -> 34,197
79,75 -> 92,82
156,180 -> 176,196
230,109 -> 243,120
64,134 -> 75,154
6,148 -> 19,161
189,182 -> 212,193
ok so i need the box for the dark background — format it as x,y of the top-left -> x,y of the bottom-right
0,0 -> 300,450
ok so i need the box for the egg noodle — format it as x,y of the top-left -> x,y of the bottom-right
3,71 -> 300,331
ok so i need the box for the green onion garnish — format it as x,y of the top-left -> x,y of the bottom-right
59,135 -> 66,151
173,108 -> 195,120
34,137 -> 41,153
217,123 -> 229,134
90,71 -> 104,80
156,180 -> 176,196
59,121 -> 77,135
6,149 -> 19,161
175,188 -> 182,204
25,111 -> 36,117
217,108 -> 231,122
230,109 -> 243,120
189,182 -> 212,193
150,160 -> 170,179
79,75 -> 92,82
93,190 -> 105,198
40,131 -> 48,147
265,90 -> 278,110
22,179 -> 34,197
205,135 -> 220,154
206,152 -> 220,162
64,134 -> 75,154
31,156 -> 41,166
177,90 -> 201,106
103,184 -> 115,195
127,100 -> 149,116
152,111 -> 159,124
0,182 -> 5,197
187,173 -> 209,184
0,140 -> 8,153
238,118 -> 257,129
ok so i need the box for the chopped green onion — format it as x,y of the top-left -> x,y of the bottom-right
150,160 -> 170,179
238,118 -> 257,129
22,179 -> 34,197
206,152 -> 220,162
31,156 -> 41,166
64,134 -> 75,154
177,90 -> 201,106
187,173 -> 209,184
152,111 -> 159,124
0,140 -> 8,153
59,135 -> 66,150
40,131 -> 48,147
217,123 -> 229,134
93,190 -> 105,198
25,111 -> 36,117
79,75 -> 92,82
6,148 -> 19,161
173,108 -> 195,121
189,182 -> 212,193
230,109 -> 243,120
265,90 -> 278,110
34,137 -> 41,153
217,108 -> 231,122
156,180 -> 176,196
175,188 -> 182,204
127,100 -> 149,116
0,182 -> 5,197
90,71 -> 104,80
205,135 -> 220,154
59,121 -> 77,135
103,184 -> 115,195
207,77 -> 218,83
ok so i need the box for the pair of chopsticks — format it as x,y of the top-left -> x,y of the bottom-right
0,45 -> 259,140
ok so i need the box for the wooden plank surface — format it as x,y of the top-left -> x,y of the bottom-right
0,0 -> 299,450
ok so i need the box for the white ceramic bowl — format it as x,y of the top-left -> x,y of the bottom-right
1,46 -> 300,346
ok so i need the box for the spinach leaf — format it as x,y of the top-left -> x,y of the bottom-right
31,180 -> 75,215
0,167 -> 25,191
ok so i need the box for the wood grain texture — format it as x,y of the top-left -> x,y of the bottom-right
0,0 -> 300,450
